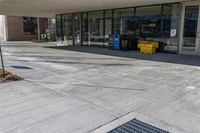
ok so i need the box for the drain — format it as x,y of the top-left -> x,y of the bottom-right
108,118 -> 169,133
11,65 -> 32,69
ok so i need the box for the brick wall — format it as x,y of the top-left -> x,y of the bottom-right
6,16 -> 47,41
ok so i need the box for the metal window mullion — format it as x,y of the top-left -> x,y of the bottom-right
103,11 -> 106,47
72,14 -> 75,46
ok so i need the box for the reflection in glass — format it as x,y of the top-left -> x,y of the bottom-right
88,11 -> 104,46
135,6 -> 162,42
62,14 -> 73,45
55,3 -> 183,53
82,13 -> 88,45
73,13 -> 81,45
183,6 -> 199,47
56,15 -> 62,41
162,4 -> 180,52
105,10 -> 112,46
113,8 -> 135,34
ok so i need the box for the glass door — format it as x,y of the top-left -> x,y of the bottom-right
62,14 -> 73,45
88,11 -> 104,47
180,2 -> 200,55
73,13 -> 81,45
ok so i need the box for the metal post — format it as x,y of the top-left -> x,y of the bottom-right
103,10 -> 105,47
0,44 -> 5,79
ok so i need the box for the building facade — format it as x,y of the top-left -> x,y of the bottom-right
0,16 -> 48,41
0,16 -> 7,41
56,1 -> 200,56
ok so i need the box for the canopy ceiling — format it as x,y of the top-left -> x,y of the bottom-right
0,0 -> 188,17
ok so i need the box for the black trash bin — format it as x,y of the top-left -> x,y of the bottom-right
121,33 -> 138,51
129,35 -> 138,51
120,34 -> 129,51
157,42 -> 166,53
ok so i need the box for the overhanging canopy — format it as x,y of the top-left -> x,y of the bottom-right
0,0 -> 187,18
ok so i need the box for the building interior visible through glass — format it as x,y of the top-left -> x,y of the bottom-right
56,3 -> 181,53
183,6 -> 199,48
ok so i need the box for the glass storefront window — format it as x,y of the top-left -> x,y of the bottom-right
56,3 -> 181,53
62,14 -> 73,45
135,6 -> 162,42
73,13 -> 81,45
56,15 -> 62,41
183,6 -> 199,47
105,10 -> 112,46
162,4 -> 180,52
88,11 -> 104,46
113,8 -> 135,34
82,12 -> 88,45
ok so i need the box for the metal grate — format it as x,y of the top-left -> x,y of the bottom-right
11,65 -> 32,70
108,118 -> 170,133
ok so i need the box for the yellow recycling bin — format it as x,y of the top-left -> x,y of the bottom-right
138,41 -> 159,55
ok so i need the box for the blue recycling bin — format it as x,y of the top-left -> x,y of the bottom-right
114,33 -> 120,50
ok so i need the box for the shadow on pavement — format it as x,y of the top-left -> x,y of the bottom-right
45,45 -> 200,67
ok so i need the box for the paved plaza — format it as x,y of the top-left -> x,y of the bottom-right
0,42 -> 200,133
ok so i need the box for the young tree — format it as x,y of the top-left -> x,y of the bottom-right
0,44 -> 5,78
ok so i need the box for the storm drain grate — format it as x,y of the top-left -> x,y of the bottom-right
11,65 -> 32,70
108,118 -> 170,133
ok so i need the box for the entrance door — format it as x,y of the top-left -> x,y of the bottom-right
73,13 -> 81,45
180,2 -> 200,55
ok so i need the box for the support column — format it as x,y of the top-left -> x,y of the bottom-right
37,17 -> 41,41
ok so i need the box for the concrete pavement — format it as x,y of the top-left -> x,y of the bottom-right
0,42 -> 200,133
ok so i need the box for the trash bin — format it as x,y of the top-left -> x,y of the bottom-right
138,41 -> 159,55
121,33 -> 138,51
120,34 -> 128,51
114,33 -> 120,50
157,42 -> 165,53
108,34 -> 114,49
129,36 -> 138,50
